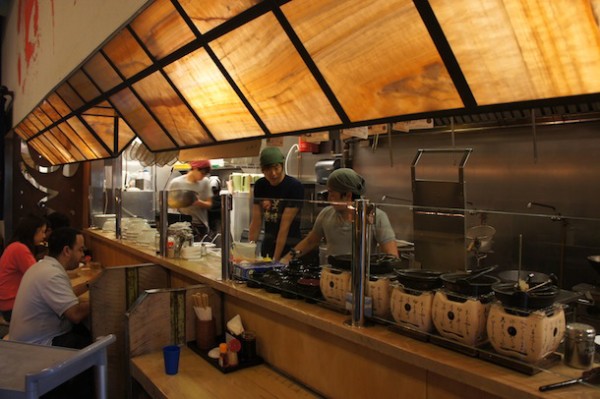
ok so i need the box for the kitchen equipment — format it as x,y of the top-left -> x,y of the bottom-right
367,275 -> 391,318
539,367 -> 600,391
492,282 -> 559,310
315,159 -> 341,184
440,270 -> 499,297
320,266 -> 351,308
167,190 -> 197,208
564,323 -> 596,369
231,242 -> 257,261
431,290 -> 492,346
327,254 -> 402,275
497,270 -> 550,285
395,269 -> 443,291
487,303 -> 565,363
465,225 -> 496,253
391,284 -> 437,333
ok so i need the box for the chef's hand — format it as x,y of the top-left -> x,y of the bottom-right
279,253 -> 291,265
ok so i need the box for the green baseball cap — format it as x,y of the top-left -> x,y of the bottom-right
260,147 -> 285,166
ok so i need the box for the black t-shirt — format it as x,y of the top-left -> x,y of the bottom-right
253,175 -> 304,257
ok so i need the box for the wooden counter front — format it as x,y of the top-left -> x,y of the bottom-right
85,229 -> 600,399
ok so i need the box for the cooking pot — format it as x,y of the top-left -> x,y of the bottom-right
466,225 -> 496,252
497,270 -> 550,285
327,254 -> 402,275
441,268 -> 499,297
167,190 -> 197,208
395,269 -> 443,291
492,282 -> 559,310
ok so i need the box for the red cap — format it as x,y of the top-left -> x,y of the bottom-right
189,160 -> 211,170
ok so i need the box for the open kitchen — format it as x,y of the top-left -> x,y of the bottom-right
2,1 -> 600,398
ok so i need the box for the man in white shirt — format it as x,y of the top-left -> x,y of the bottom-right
10,227 -> 90,347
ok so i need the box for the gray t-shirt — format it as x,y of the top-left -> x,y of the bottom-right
313,206 -> 396,257
167,174 -> 212,227
9,256 -> 78,345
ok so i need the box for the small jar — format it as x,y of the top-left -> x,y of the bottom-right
564,323 -> 596,369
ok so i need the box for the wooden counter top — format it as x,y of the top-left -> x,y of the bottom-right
130,347 -> 319,399
85,229 -> 600,399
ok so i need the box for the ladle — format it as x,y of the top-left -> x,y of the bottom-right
457,265 -> 498,285
539,367 -> 600,391
525,279 -> 552,293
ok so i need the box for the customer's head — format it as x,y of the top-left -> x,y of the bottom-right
11,214 -> 47,252
48,227 -> 85,270
45,212 -> 71,240
260,147 -> 285,186
326,168 -> 366,202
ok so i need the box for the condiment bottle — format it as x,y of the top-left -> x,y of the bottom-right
565,323 -> 596,369
218,343 -> 229,368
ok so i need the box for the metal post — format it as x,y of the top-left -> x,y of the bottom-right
112,156 -> 122,239
347,199 -> 372,327
159,190 -> 169,256
220,191 -> 233,280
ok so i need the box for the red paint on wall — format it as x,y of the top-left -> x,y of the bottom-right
17,0 -> 55,92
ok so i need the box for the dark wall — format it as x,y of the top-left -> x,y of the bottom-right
4,136 -> 85,240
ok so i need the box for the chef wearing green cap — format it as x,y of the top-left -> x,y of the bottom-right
282,168 -> 398,263
248,147 -> 304,261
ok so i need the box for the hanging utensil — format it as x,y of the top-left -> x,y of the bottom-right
539,367 -> 600,391
457,265 -> 498,284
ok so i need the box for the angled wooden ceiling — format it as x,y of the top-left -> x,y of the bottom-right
13,0 -> 600,165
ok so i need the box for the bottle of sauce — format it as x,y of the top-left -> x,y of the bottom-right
218,343 -> 229,368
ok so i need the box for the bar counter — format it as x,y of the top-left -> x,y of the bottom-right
84,229 -> 600,399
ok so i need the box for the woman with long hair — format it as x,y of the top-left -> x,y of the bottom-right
0,214 -> 47,322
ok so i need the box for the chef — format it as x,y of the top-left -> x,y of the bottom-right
167,160 -> 213,240
281,168 -> 398,263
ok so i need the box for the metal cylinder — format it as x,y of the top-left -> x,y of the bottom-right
159,190 -> 169,257
221,191 -> 233,281
349,199 -> 372,327
564,323 -> 596,369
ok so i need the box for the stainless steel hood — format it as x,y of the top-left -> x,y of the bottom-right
12,0 -> 600,165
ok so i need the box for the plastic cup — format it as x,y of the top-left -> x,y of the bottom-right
163,345 -> 181,375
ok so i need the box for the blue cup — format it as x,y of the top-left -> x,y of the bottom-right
163,345 -> 181,375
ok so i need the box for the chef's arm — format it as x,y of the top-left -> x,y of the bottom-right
193,197 -> 212,209
248,203 -> 263,242
272,207 -> 300,261
379,239 -> 399,257
281,230 -> 321,264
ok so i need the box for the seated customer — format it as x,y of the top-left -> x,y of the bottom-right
9,227 -> 91,347
282,168 -> 398,263
35,211 -> 71,260
0,214 -> 47,322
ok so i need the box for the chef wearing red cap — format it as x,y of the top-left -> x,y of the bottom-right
167,160 -> 212,239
